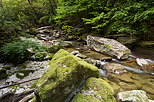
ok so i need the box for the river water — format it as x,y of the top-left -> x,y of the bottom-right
66,46 -> 154,100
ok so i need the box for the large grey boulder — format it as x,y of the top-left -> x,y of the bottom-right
87,35 -> 131,59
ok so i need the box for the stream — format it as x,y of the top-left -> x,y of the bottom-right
0,27 -> 154,101
66,46 -> 154,100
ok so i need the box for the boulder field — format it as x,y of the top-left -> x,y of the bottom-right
32,49 -> 115,102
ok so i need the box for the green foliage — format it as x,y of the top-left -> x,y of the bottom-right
0,40 -> 47,63
0,0 -> 57,46
55,0 -> 154,38
110,2 -> 154,35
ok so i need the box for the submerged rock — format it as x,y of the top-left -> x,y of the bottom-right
136,58 -> 148,67
103,63 -> 128,75
33,49 -> 99,102
117,90 -> 150,102
87,35 -> 131,59
72,77 -> 116,102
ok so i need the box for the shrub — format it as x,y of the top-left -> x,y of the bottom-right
0,40 -> 47,64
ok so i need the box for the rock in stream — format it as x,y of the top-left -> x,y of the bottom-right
87,35 -> 131,59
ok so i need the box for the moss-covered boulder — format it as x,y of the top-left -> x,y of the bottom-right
34,49 -> 99,102
46,45 -> 64,53
72,77 -> 116,102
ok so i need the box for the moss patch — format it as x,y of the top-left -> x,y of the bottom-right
34,49 -> 99,102
46,45 -> 64,53
72,77 -> 116,102
0,66 -> 11,80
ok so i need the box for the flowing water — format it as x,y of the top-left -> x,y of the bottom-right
0,39 -> 154,100
66,46 -> 154,100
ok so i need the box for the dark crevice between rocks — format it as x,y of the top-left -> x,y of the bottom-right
64,78 -> 86,102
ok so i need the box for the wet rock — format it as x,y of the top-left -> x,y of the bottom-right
119,82 -> 137,90
117,90 -> 149,102
104,79 -> 124,93
51,40 -> 73,47
20,37 -> 46,47
99,57 -> 112,61
30,51 -> 53,61
46,45 -> 64,53
33,26 -> 61,40
71,50 -> 79,55
136,58 -> 148,67
110,73 -> 134,83
82,50 -> 112,61
72,77 -> 116,102
31,52 -> 48,61
103,63 -> 128,75
33,49 -> 99,102
59,41 -> 74,47
84,58 -> 106,68
87,35 -> 131,59
36,26 -> 53,34
71,50 -> 87,59
141,85 -> 154,95
136,58 -> 154,73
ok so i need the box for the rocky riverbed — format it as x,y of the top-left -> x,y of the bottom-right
0,26 -> 154,102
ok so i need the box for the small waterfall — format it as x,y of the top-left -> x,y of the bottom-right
145,59 -> 154,64
122,65 -> 154,75
110,57 -> 154,75
99,69 -> 107,77
122,65 -> 145,74
98,60 -> 108,77
129,54 -> 137,58
112,58 -> 122,63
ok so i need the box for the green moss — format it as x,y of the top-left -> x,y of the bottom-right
72,77 -> 116,102
104,44 -> 112,49
15,70 -> 35,79
34,49 -> 99,102
72,93 -> 101,102
32,52 -> 47,61
46,45 -> 64,53
0,66 -> 10,80
46,53 -> 54,60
